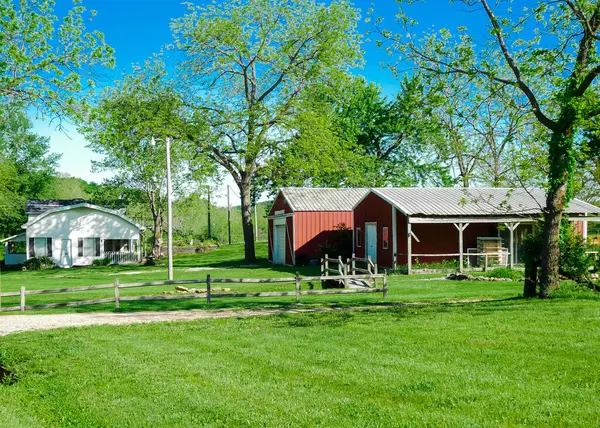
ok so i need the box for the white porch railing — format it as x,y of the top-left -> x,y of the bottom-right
104,251 -> 138,264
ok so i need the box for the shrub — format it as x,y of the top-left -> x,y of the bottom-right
24,256 -> 55,271
317,223 -> 353,260
484,267 -> 522,281
92,258 -> 111,266
522,220 -> 594,285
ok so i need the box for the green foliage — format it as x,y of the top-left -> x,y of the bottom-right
0,103 -> 59,238
24,256 -> 55,271
316,223 -> 353,262
259,76 -> 451,191
171,0 -> 363,259
522,221 -> 594,283
484,267 -> 523,281
92,258 -> 111,267
560,226 -> 593,282
0,0 -> 114,120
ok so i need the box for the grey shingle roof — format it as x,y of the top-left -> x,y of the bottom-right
281,188 -> 369,212
25,199 -> 89,215
371,188 -> 600,217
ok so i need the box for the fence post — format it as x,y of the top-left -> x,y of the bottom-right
295,271 -> 301,302
325,254 -> 329,278
20,286 -> 25,312
352,253 -> 356,276
343,259 -> 349,289
383,270 -> 388,298
207,274 -> 211,305
320,257 -> 324,276
114,278 -> 120,309
484,254 -> 488,272
373,263 -> 378,288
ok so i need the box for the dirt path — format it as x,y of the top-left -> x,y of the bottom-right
0,299 -> 499,336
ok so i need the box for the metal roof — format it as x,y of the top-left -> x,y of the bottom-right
367,187 -> 600,217
25,199 -> 89,215
280,187 -> 369,212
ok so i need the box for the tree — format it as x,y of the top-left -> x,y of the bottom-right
171,0 -> 362,261
378,0 -> 600,296
258,75 -> 449,192
422,72 -> 534,187
0,102 -> 59,237
81,60 -> 213,259
0,0 -> 114,120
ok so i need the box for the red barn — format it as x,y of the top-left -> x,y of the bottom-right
267,188 -> 368,265
353,188 -> 600,272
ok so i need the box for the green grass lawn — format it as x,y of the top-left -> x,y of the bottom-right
0,242 -> 527,314
1,244 -> 600,425
1,294 -> 599,426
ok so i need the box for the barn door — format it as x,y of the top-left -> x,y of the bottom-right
274,224 -> 286,264
366,223 -> 377,263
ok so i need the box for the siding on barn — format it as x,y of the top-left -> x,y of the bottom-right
353,192 -> 394,268
354,192 -> 500,268
294,211 -> 354,262
395,213 -> 498,265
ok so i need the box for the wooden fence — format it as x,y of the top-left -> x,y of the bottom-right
0,273 -> 388,313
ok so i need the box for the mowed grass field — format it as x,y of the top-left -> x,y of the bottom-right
0,243 -> 526,313
1,244 -> 599,426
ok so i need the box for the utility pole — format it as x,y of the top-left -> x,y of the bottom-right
227,185 -> 232,245
165,137 -> 173,281
207,186 -> 211,240
254,203 -> 258,241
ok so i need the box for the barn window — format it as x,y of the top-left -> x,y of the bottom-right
356,227 -> 362,247
382,227 -> 389,249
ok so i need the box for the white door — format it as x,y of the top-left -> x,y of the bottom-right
61,239 -> 72,268
274,224 -> 286,264
366,223 -> 377,263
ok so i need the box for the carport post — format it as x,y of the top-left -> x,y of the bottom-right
504,222 -> 519,269
459,223 -> 464,273
407,218 -> 412,275
454,223 -> 469,273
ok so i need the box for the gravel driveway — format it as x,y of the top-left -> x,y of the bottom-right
0,306 -> 371,336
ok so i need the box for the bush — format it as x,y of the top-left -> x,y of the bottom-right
317,223 -> 353,260
522,220 -> 594,284
560,227 -> 593,282
484,267 -> 522,281
92,258 -> 111,266
24,256 -> 55,271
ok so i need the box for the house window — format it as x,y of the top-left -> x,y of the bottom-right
78,238 -> 101,257
356,227 -> 362,247
382,227 -> 389,249
30,237 -> 52,257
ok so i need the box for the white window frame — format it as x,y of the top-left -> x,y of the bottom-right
356,227 -> 362,248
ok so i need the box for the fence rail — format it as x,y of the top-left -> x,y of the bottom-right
0,272 -> 387,313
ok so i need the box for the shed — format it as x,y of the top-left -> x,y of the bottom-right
267,188 -> 368,265
352,187 -> 600,272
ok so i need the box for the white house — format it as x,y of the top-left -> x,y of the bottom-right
1,199 -> 144,268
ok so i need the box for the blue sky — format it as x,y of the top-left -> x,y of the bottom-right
36,0 -> 494,204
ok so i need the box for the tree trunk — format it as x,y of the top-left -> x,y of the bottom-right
148,190 -> 163,260
539,187 -> 565,297
152,213 -> 163,259
238,177 -> 256,262
539,127 -> 572,297
523,262 -> 538,297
